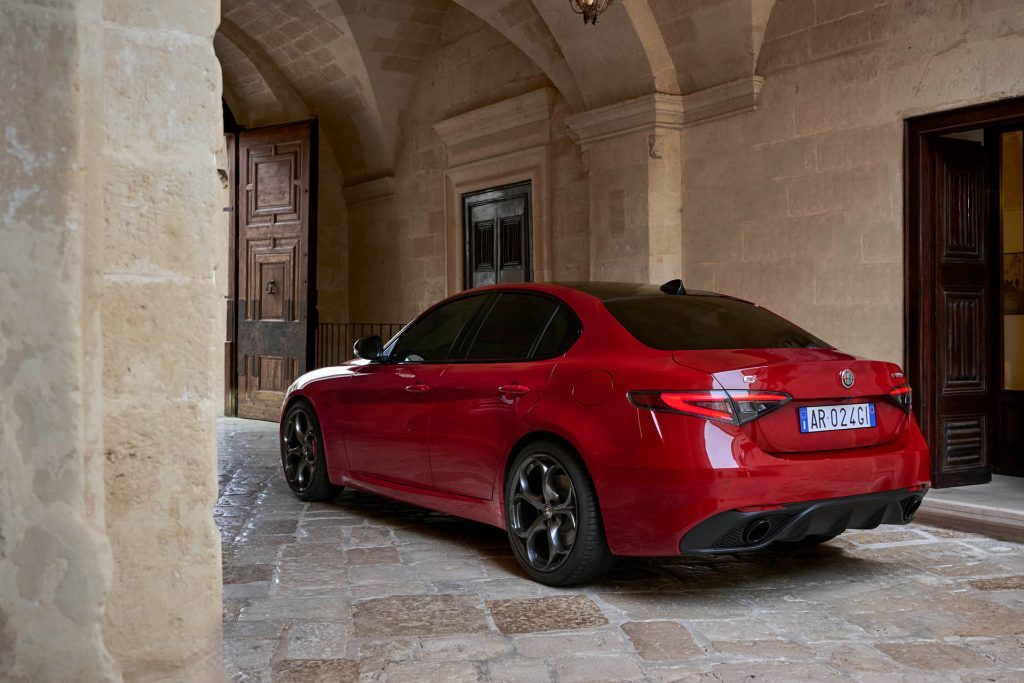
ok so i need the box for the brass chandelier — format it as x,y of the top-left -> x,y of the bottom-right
569,0 -> 613,25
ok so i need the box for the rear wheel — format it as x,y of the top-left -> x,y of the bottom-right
280,402 -> 341,502
504,441 -> 613,586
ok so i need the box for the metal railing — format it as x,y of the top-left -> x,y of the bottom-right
315,322 -> 405,368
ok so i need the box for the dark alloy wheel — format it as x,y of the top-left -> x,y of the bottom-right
280,402 -> 340,502
505,441 -> 613,586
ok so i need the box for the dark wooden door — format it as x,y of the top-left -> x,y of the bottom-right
926,137 -> 998,486
236,122 -> 317,421
464,182 -> 531,289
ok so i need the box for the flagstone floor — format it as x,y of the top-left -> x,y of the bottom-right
218,418 -> 1024,682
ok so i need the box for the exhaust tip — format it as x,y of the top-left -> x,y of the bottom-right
742,518 -> 773,545
902,497 -> 922,522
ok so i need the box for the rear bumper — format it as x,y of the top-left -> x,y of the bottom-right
678,486 -> 928,554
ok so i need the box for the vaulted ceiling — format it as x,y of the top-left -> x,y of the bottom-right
216,0 -> 777,185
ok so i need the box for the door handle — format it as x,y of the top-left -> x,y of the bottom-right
405,383 -> 431,393
498,384 -> 531,398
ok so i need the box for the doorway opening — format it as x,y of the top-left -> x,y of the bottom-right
906,97 -> 1024,487
223,106 -> 319,420
463,181 -> 532,289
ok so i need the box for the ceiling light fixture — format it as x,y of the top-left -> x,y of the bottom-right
569,0 -> 613,25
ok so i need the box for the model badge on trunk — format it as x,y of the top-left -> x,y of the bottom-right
840,369 -> 855,389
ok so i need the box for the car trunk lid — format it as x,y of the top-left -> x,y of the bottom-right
672,348 -> 908,453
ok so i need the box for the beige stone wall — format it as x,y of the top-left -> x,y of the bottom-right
681,0 -> 1024,363
1,1 -> 115,678
348,6 -> 589,324
316,136 -> 350,324
99,0 -> 224,678
1,0 -> 223,679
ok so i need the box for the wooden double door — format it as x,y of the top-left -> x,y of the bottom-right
908,99 -> 1024,486
464,182 -> 532,289
226,121 -> 317,421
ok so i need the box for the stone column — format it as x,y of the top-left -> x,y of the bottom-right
1,0 -> 224,680
565,94 -> 684,284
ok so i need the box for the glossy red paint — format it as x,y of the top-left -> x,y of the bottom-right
285,283 -> 931,557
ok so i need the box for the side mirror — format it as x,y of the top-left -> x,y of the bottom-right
353,335 -> 383,361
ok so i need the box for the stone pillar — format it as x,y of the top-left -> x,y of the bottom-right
99,1 -> 224,679
1,0 -> 224,680
1,1 -> 115,678
565,94 -> 684,284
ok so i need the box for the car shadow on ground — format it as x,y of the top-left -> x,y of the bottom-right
321,486 -> 883,592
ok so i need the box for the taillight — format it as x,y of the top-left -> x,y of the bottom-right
888,384 -> 912,413
628,389 -> 791,425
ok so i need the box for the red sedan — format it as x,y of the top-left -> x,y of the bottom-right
280,282 -> 930,586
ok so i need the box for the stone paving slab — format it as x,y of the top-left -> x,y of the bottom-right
218,418 -> 1024,682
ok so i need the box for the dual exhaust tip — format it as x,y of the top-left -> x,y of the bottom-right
740,496 -> 922,547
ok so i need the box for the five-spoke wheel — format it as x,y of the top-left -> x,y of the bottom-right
504,441 -> 613,586
280,402 -> 340,501
508,454 -> 579,571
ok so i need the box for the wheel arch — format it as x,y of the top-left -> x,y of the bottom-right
498,429 -> 599,524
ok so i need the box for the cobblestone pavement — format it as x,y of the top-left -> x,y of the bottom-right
218,418 -> 1024,682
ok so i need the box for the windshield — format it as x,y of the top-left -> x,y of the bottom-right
605,296 -> 829,351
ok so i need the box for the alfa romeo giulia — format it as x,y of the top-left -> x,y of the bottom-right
279,281 -> 930,585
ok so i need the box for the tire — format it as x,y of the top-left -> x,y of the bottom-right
770,534 -> 839,551
280,401 -> 341,502
504,440 -> 613,586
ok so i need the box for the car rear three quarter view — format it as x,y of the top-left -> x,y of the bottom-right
280,281 -> 931,586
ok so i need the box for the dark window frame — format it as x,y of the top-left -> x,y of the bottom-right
381,292 -> 494,365
452,291 -> 582,365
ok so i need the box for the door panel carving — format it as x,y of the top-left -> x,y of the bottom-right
939,288 -> 986,394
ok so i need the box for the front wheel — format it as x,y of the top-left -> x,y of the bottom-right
280,402 -> 341,502
504,441 -> 613,586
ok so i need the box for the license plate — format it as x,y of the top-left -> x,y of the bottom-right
799,402 -> 876,433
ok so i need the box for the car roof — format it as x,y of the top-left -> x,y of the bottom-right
457,281 -> 734,306
550,281 -> 723,302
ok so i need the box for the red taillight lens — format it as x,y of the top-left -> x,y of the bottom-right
628,389 -> 791,425
888,384 -> 912,413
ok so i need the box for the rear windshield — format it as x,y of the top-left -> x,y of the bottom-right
605,296 -> 829,351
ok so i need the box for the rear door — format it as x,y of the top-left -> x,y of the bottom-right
339,294 -> 488,488
428,294 -> 579,499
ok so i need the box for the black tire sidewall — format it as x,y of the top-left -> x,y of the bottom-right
280,401 -> 335,502
504,441 -> 611,586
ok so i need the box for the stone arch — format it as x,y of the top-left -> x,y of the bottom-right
220,0 -> 391,184
215,21 -> 310,127
650,0 -> 777,94
450,0 -> 587,111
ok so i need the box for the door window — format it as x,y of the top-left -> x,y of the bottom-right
387,295 -> 487,363
532,305 -> 581,359
464,294 -> 565,362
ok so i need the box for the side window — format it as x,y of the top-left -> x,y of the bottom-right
387,295 -> 486,363
532,306 -> 580,359
464,294 -> 559,362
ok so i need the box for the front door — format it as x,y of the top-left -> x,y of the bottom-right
429,293 -> 580,500
339,294 -> 490,488
236,122 -> 317,421
464,182 -> 532,289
